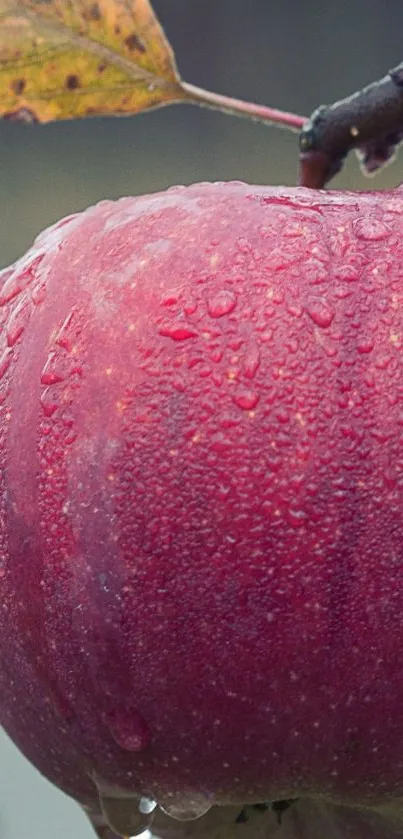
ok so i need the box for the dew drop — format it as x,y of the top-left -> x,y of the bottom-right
375,354 -> 390,370
210,431 -> 232,453
31,281 -> 47,306
0,347 -> 13,380
353,217 -> 390,241
306,298 -> 335,328
334,264 -> 360,283
275,407 -> 290,424
160,292 -> 179,306
158,792 -> 213,821
243,343 -> 261,379
158,324 -> 198,341
306,259 -> 328,286
210,347 -> 224,363
0,255 -> 42,305
40,387 -> 59,418
6,295 -> 32,347
184,300 -> 197,316
207,289 -> 237,318
41,352 -> 67,385
233,387 -> 260,410
383,469 -> 397,491
106,707 -> 152,752
287,302 -> 303,318
287,507 -> 308,528
357,338 -> 374,354
55,312 -> 76,349
0,267 -> 13,293
0,272 -> 24,305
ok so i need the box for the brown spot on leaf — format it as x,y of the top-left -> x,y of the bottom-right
11,78 -> 26,95
3,107 -> 38,123
124,33 -> 146,53
65,74 -> 80,90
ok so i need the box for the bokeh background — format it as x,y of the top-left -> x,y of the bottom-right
1,0 -> 403,835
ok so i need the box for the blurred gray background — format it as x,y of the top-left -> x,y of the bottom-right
1,0 -> 403,836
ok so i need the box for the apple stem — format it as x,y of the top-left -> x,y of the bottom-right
180,80 -> 306,131
298,61 -> 403,188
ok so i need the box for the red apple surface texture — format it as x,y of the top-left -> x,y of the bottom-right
1,182 -> 403,838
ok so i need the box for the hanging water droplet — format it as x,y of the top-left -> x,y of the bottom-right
207,289 -> 237,318
306,298 -> 335,328
139,798 -> 157,816
158,791 -> 213,821
95,781 -> 156,838
106,707 -> 152,752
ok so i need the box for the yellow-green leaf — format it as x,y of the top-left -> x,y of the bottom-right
0,0 -> 186,122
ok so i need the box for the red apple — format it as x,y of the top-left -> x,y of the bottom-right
1,181 -> 403,838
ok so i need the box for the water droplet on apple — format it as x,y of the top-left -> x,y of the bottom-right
158,791 -> 213,821
306,298 -> 335,328
31,281 -> 47,306
357,338 -> 374,354
0,273 -> 24,305
0,347 -> 13,380
40,387 -> 59,417
233,387 -> 260,410
243,343 -> 260,378
106,707 -> 152,752
0,254 -> 43,305
210,347 -> 224,363
41,353 -> 67,385
0,267 -> 13,298
287,507 -> 308,527
6,295 -> 32,347
334,264 -> 360,283
158,324 -> 198,341
207,289 -> 237,318
210,431 -> 232,453
353,217 -> 391,241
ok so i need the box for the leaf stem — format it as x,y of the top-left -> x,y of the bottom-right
180,81 -> 306,131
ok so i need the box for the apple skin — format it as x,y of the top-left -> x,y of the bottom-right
2,181 -> 403,836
